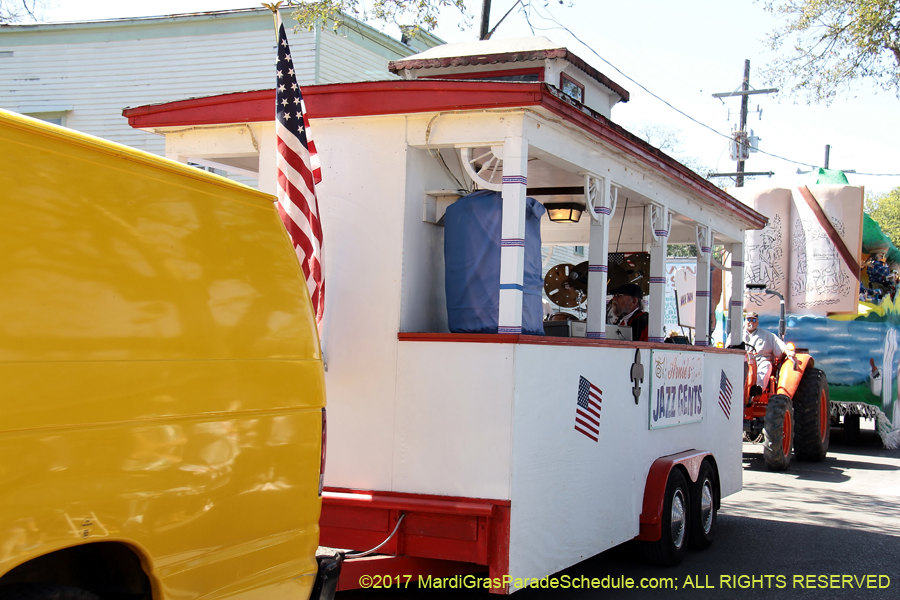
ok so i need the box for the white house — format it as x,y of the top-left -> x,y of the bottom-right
0,7 -> 440,180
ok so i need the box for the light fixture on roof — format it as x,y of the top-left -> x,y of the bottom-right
545,198 -> 585,223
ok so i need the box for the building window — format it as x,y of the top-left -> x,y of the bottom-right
23,110 -> 69,127
560,73 -> 585,103
574,246 -> 585,256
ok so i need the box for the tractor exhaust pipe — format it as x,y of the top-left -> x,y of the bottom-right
746,283 -> 786,339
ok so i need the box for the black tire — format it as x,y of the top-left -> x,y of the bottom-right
844,414 -> 861,445
763,394 -> 794,471
644,468 -> 690,566
794,368 -> 830,461
0,585 -> 100,600
689,460 -> 718,550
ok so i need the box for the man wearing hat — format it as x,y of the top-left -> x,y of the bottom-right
729,311 -> 788,390
608,283 -> 648,342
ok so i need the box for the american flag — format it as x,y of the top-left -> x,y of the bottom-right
575,376 -> 602,442
274,12 -> 324,328
719,370 -> 733,419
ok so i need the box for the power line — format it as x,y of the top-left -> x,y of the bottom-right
521,5 -> 900,177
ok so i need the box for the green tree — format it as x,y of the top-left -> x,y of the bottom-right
761,0 -> 900,104
865,186 -> 900,248
287,0 -> 567,38
289,0 -> 468,35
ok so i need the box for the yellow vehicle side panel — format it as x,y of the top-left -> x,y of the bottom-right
0,110 -> 325,599
0,111 -> 318,363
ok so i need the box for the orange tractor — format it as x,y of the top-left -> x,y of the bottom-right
741,285 -> 831,471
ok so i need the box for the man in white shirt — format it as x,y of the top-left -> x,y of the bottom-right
729,311 -> 788,389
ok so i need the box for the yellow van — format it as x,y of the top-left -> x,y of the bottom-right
0,110 -> 335,600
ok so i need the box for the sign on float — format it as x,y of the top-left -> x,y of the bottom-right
649,351 -> 705,429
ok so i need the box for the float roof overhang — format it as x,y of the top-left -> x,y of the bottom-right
124,79 -> 766,242
387,36 -> 630,105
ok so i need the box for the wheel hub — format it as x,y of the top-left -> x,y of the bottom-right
671,489 -> 686,549
700,480 -> 714,534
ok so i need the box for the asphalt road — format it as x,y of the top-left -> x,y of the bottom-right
338,422 -> 900,599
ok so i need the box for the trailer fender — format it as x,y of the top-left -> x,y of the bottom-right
635,450 -> 714,542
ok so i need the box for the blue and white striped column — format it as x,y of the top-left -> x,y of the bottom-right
648,205 -> 669,343
498,136 -> 529,335
694,226 -> 712,346
586,177 -> 612,339
729,242 -> 744,343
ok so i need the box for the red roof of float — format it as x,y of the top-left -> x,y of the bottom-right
122,80 -> 763,229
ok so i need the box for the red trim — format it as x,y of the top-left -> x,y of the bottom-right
320,488 -> 511,593
122,80 -> 765,229
397,332 -> 745,354
124,89 -> 273,128
419,67 -> 544,82
488,504 -> 510,592
635,450 -> 711,542
559,72 -> 585,103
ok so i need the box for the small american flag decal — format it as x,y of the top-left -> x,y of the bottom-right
719,370 -> 733,419
575,376 -> 602,442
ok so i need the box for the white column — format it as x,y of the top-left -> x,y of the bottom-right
586,177 -> 614,339
164,137 -> 188,164
694,226 -> 712,346
256,124 -> 278,195
729,242 -> 744,343
648,204 -> 670,343
498,136 -> 529,334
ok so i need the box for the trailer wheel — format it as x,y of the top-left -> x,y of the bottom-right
843,414 -> 861,445
794,368 -> 830,461
763,394 -> 794,471
644,468 -> 690,566
688,461 -> 717,550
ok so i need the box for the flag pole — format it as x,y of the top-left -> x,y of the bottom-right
262,2 -> 284,43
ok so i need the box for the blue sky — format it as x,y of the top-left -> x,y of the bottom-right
41,0 -> 900,195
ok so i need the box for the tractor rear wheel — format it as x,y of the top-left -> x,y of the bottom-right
794,367 -> 830,461
763,394 -> 794,471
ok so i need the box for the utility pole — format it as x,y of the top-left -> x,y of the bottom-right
824,144 -> 830,169
479,0 -> 492,40
736,60 -> 750,187
710,60 -> 777,187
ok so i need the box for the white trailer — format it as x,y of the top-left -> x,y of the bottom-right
126,37 -> 766,594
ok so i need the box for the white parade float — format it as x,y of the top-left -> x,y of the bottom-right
125,37 -> 766,594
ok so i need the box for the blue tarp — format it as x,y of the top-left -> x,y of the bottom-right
444,190 -> 545,335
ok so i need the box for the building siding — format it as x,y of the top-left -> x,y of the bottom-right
0,9 -> 429,187
317,28 -> 399,84
1,26 -> 315,157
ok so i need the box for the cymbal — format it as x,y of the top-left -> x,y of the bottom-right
544,262 -> 589,308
